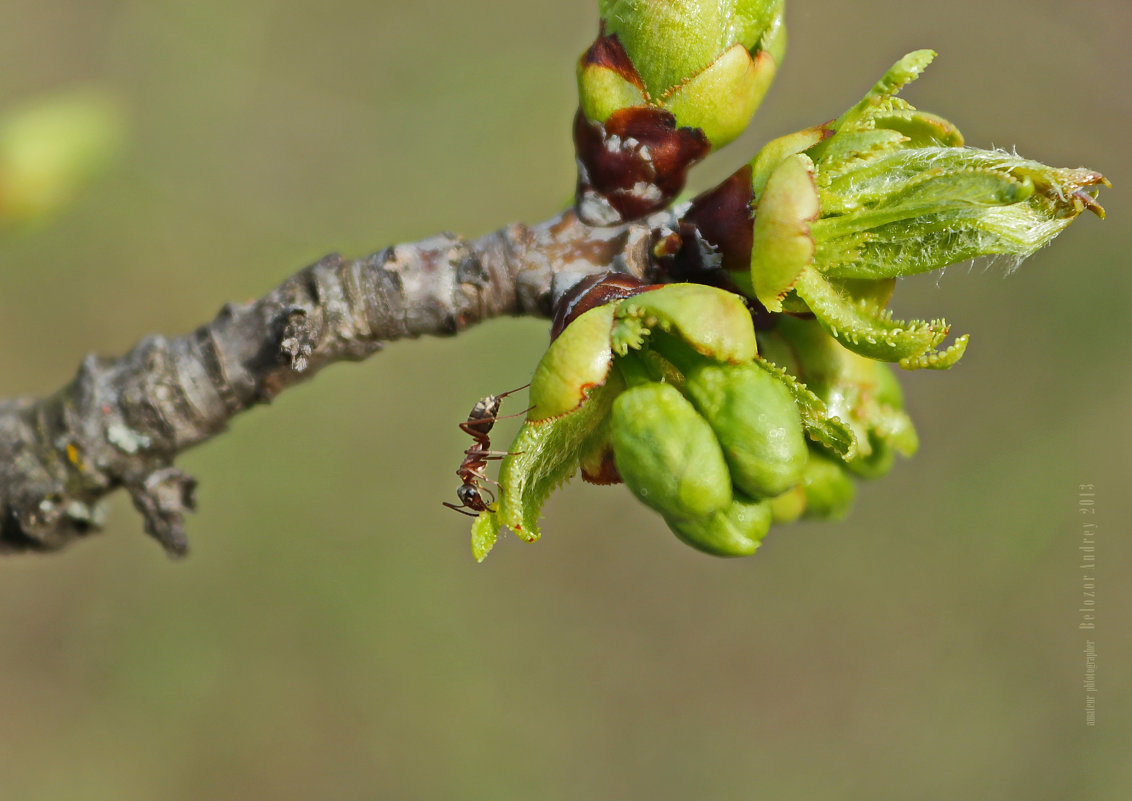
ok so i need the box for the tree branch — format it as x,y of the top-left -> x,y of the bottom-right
0,209 -> 664,556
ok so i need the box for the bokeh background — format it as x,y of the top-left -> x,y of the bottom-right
1,1 -> 1129,799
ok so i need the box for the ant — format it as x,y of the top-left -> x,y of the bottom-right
443,384 -> 530,516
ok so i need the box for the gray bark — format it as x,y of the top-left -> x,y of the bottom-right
0,209 -> 664,556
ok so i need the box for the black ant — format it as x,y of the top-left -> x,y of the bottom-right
443,384 -> 529,516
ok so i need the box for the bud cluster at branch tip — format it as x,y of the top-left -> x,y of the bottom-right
469,275 -> 888,561
575,0 -> 785,225
455,17 -> 1106,563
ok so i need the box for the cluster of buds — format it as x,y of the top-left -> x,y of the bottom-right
575,0 -> 784,224
460,10 -> 1107,561
470,276 -> 908,560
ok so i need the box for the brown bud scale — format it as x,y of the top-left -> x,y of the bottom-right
550,271 -> 660,341
574,108 -> 709,225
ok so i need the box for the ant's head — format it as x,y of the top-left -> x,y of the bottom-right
457,484 -> 489,511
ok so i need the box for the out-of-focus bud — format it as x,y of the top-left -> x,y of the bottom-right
0,88 -> 124,226
799,451 -> 856,520
575,0 -> 786,224
761,316 -> 918,478
768,484 -> 805,524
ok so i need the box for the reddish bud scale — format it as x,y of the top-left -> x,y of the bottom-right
653,166 -> 779,329
549,272 -> 662,341
579,29 -> 644,93
581,449 -> 622,486
683,165 -> 756,275
573,107 -> 710,225
656,165 -> 756,290
549,272 -> 660,486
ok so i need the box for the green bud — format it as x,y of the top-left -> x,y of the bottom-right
800,451 -> 857,520
612,282 -> 757,363
661,42 -> 777,147
749,152 -> 820,312
598,0 -> 779,97
799,53 -> 1102,366
0,89 -> 124,225
666,494 -> 771,557
611,380 -> 732,520
679,362 -> 807,498
592,0 -> 785,147
734,51 -> 1106,369
575,1 -> 786,222
577,62 -> 647,124
529,304 -> 616,421
473,281 -> 764,559
768,484 -> 806,524
764,316 -> 917,476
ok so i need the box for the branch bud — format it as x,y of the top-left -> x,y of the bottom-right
611,380 -> 733,520
798,452 -> 856,521
666,494 -> 772,557
675,361 -> 807,499
575,0 -> 785,224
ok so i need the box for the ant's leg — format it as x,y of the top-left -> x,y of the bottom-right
488,403 -> 535,423
458,407 -> 532,438
481,450 -> 523,460
442,501 -> 480,517
458,422 -> 492,440
486,405 -> 534,423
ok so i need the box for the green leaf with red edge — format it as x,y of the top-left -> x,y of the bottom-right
472,371 -> 624,561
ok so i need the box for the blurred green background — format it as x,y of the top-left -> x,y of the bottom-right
1,1 -> 1129,798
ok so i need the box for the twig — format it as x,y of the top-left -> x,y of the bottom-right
0,209 -> 663,556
